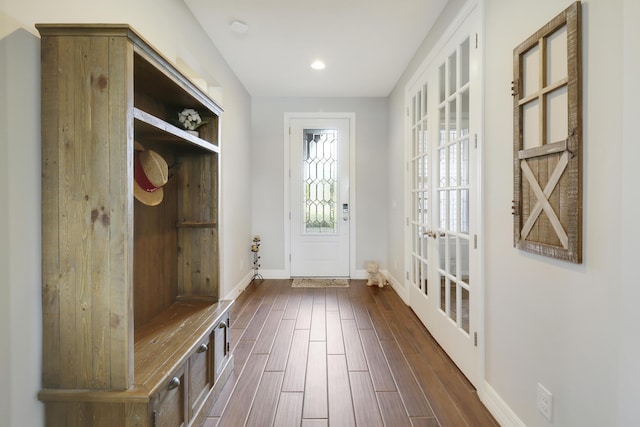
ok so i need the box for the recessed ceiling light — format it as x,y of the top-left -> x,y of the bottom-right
311,60 -> 326,70
230,20 -> 249,34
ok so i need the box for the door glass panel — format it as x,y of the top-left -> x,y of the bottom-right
461,89 -> 470,136
303,129 -> 337,234
439,64 -> 446,102
422,125 -> 429,156
449,279 -> 457,322
461,37 -> 470,86
448,52 -> 457,96
449,190 -> 457,232
422,83 -> 429,117
422,260 -> 429,295
448,98 -> 457,141
461,189 -> 469,234
422,190 -> 429,224
448,144 -> 457,187
448,236 -> 457,276
412,95 -> 417,125
439,149 -> 446,187
461,237 -> 470,285
461,286 -> 470,332
461,140 -> 469,186
439,106 -> 446,146
438,190 -> 447,230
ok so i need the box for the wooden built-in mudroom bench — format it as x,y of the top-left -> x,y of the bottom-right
37,24 -> 232,427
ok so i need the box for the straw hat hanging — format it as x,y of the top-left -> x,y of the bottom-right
133,141 -> 169,206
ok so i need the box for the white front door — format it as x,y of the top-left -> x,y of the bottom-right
289,117 -> 351,277
406,7 -> 481,388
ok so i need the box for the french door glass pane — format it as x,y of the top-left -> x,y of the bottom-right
461,286 -> 470,332
448,52 -> 457,96
449,190 -> 458,232
461,37 -> 470,86
422,83 -> 429,117
448,144 -> 457,187
461,237 -> 470,285
449,280 -> 457,322
461,89 -> 470,136
448,98 -> 457,141
303,129 -> 337,234
439,64 -> 446,102
422,261 -> 429,295
461,189 -> 469,234
439,190 -> 447,230
461,140 -> 469,186
439,106 -> 446,146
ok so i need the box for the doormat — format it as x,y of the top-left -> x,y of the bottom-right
291,278 -> 349,288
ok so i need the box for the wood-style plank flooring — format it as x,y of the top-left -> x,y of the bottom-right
203,279 -> 498,427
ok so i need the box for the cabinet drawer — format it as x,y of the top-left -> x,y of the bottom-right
188,334 -> 213,420
153,365 -> 186,427
213,311 -> 230,381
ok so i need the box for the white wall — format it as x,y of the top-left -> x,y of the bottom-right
251,97 -> 388,277
617,0 -> 640,424
388,0 -> 639,425
0,27 -> 42,427
0,2 -> 252,426
484,0 -> 624,424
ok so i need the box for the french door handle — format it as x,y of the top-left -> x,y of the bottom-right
424,230 -> 436,239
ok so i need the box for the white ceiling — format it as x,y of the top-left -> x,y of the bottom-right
184,0 -> 449,97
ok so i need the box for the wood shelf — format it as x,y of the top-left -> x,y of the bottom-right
134,108 -> 219,153
176,221 -> 218,228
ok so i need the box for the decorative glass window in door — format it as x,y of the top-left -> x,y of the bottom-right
512,1 -> 582,263
303,129 -> 338,233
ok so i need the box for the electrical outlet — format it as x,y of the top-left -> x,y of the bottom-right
537,383 -> 553,421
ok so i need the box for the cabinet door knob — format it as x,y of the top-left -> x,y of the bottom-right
197,343 -> 208,353
167,376 -> 181,390
218,321 -> 227,329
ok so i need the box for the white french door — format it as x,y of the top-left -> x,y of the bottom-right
406,8 -> 481,387
289,117 -> 351,277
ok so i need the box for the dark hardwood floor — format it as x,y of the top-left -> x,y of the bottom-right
203,279 -> 498,427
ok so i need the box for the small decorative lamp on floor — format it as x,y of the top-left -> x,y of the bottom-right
251,235 -> 264,282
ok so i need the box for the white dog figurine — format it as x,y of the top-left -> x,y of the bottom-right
366,262 -> 385,288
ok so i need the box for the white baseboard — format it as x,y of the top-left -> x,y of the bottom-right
259,269 -> 288,279
352,269 -> 368,280
479,382 -> 526,427
382,269 -> 409,304
223,271 -> 253,301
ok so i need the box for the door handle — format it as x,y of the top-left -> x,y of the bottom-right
424,230 -> 436,239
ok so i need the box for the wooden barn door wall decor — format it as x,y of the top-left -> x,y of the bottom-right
512,1 -> 582,263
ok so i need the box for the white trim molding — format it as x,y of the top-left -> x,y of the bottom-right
480,382 -> 527,427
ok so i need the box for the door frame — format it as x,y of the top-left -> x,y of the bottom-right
284,112 -> 357,278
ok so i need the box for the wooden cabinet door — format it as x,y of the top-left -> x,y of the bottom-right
188,334 -> 213,420
153,365 -> 186,427
213,312 -> 230,381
